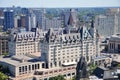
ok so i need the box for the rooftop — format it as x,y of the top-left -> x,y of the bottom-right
0,55 -> 43,67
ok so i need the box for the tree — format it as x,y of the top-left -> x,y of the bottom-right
0,72 -> 8,80
49,75 -> 65,80
117,64 -> 120,67
71,76 -> 76,80
2,53 -> 8,56
88,63 -> 97,75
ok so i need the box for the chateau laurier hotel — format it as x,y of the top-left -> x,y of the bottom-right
0,20 -> 100,80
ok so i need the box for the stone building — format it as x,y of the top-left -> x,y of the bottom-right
0,32 -> 9,55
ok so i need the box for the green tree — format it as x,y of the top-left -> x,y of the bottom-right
0,72 -> 8,80
2,53 -> 8,56
88,64 -> 97,75
117,64 -> 120,67
49,75 -> 65,80
71,76 -> 76,80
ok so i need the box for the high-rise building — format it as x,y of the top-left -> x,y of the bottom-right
14,15 -> 21,28
0,17 -> 4,28
32,9 -> 45,29
95,8 -> 120,38
43,17 -> 63,30
28,11 -> 36,30
14,14 -> 28,30
38,9 -> 63,31
3,10 -> 14,31
0,9 -> 3,17
20,15 -> 26,28
64,9 -> 79,27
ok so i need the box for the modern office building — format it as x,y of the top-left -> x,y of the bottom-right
0,9 -> 3,17
37,9 -> 63,31
28,11 -> 36,30
14,15 -> 21,28
43,17 -> 63,30
32,9 -> 42,29
0,16 -> 4,28
3,10 -> 14,31
14,14 -> 30,30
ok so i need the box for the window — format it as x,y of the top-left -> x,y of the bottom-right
68,73 -> 71,76
71,59 -> 73,62
22,66 -> 24,72
42,63 -> 45,68
67,60 -> 69,62
55,62 -> 57,67
75,59 -> 77,62
35,64 -> 37,69
50,63 -> 52,68
25,66 -> 27,71
38,64 -> 40,69
29,65 -> 31,70
32,65 -> 34,70
59,61 -> 61,66
19,67 -> 21,72
72,73 -> 75,75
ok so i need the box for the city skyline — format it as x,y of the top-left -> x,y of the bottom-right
0,0 -> 120,8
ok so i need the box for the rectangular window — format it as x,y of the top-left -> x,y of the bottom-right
25,66 -> 27,71
35,64 -> 37,69
22,66 -> 24,72
38,64 -> 40,69
32,65 -> 34,70
29,65 -> 31,70
19,67 -> 21,72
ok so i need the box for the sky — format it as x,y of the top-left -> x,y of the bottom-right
0,0 -> 120,8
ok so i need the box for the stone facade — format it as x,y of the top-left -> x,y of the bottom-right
8,28 -> 46,56
41,25 -> 100,69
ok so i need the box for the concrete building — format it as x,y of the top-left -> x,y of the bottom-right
0,32 -> 9,55
14,14 -> 30,30
14,15 -> 21,28
107,34 -> 120,53
41,17 -> 63,31
0,55 -> 76,80
28,12 -> 36,30
92,56 -> 112,66
37,9 -> 63,31
64,9 -> 79,27
95,8 -> 120,38
93,66 -> 119,79
0,55 -> 45,80
43,17 -> 63,30
0,17 -> 4,28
